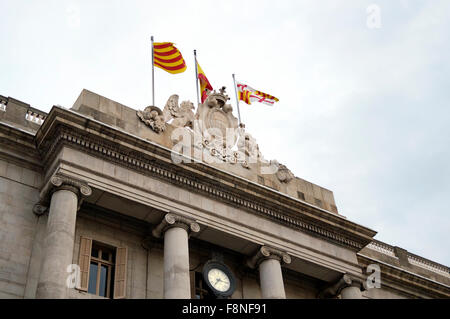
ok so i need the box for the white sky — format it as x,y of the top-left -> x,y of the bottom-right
1,0 -> 449,266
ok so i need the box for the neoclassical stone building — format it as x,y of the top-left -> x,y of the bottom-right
0,90 -> 448,299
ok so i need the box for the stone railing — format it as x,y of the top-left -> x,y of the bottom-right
25,107 -> 47,125
408,254 -> 450,278
366,240 -> 396,257
0,95 -> 7,112
366,240 -> 450,277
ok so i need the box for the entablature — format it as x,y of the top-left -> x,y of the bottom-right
34,105 -> 377,253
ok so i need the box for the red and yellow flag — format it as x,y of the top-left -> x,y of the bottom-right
236,82 -> 279,106
197,62 -> 213,103
238,90 -> 252,105
153,42 -> 187,74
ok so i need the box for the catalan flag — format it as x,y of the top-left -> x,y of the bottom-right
238,90 -> 252,105
153,42 -> 187,74
236,82 -> 279,106
197,61 -> 213,103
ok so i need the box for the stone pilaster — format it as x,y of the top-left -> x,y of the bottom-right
247,246 -> 291,299
153,213 -> 200,299
36,174 -> 92,299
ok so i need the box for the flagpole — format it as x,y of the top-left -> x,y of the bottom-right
232,74 -> 242,126
194,50 -> 200,107
151,35 -> 155,106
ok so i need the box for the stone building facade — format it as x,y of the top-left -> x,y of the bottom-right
0,90 -> 448,299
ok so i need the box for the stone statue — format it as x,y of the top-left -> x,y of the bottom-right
237,131 -> 261,161
273,160 -> 294,183
137,106 -> 166,133
163,94 -> 195,128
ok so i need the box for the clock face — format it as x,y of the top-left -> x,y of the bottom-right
207,268 -> 231,292
202,260 -> 236,297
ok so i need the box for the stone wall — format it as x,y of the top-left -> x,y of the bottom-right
61,209 -> 320,299
0,159 -> 42,298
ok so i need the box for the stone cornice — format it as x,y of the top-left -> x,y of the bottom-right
33,106 -> 376,251
247,246 -> 292,269
357,254 -> 450,299
0,121 -> 43,171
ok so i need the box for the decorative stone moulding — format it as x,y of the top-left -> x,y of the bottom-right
137,105 -> 166,133
247,245 -> 292,269
162,94 -> 195,128
137,95 -> 196,134
33,174 -> 92,216
317,274 -> 366,298
152,213 -> 200,238
39,119 -> 374,251
50,174 -> 93,197
273,161 -> 294,184
32,203 -> 48,216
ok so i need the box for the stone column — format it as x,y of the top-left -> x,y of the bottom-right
247,246 -> 291,299
36,175 -> 92,299
340,274 -> 365,299
341,285 -> 363,299
152,213 -> 200,299
317,274 -> 366,299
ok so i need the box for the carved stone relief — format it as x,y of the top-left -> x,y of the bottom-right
137,105 -> 166,133
136,88 -> 296,184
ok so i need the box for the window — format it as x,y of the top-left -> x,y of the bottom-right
78,237 -> 127,299
88,243 -> 115,298
297,191 -> 305,201
191,271 -> 215,299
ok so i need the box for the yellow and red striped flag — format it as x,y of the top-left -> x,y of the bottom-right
153,42 -> 187,74
197,61 -> 213,103
236,82 -> 279,106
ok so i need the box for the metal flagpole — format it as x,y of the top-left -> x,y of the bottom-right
194,50 -> 200,107
151,35 -> 155,106
232,73 -> 242,126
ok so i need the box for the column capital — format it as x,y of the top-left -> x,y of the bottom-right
318,274 -> 366,298
152,213 -> 200,238
50,174 -> 92,198
34,174 -> 92,215
247,245 -> 291,269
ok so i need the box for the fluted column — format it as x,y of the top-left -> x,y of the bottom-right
36,175 -> 92,299
247,246 -> 291,299
152,213 -> 200,299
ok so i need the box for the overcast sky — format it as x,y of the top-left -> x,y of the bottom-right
1,0 -> 449,266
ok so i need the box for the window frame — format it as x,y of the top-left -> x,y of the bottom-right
78,237 -> 127,299
88,243 -> 115,298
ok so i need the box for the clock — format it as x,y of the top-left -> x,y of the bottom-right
202,260 -> 236,298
